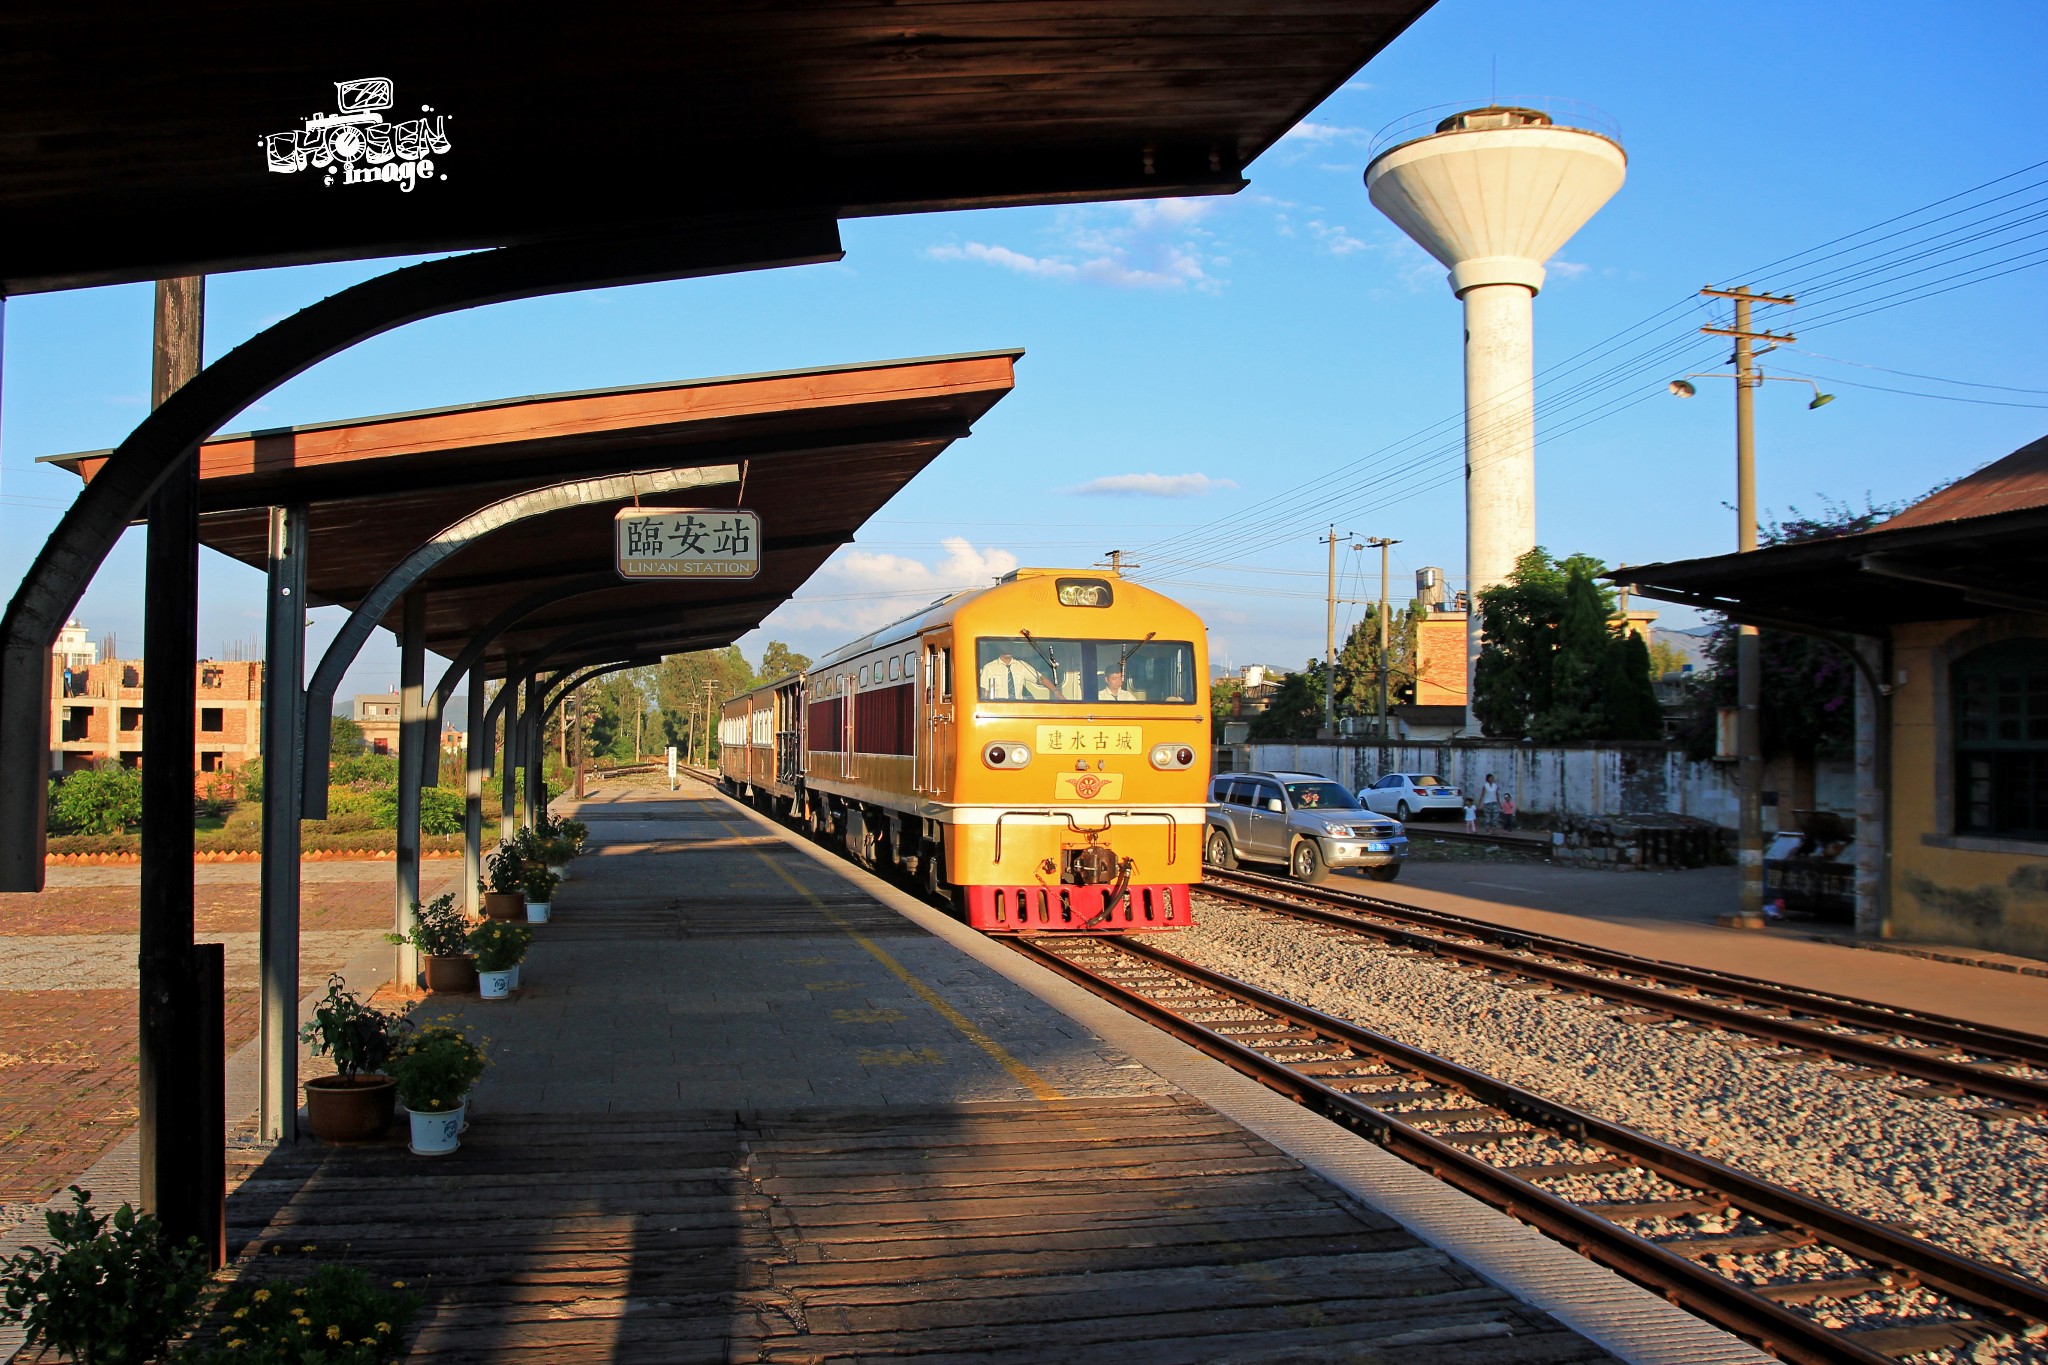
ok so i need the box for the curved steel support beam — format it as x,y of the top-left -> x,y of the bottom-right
300,464 -> 735,815
0,216 -> 841,890
429,574 -> 620,711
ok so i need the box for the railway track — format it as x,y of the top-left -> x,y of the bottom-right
1012,933 -> 2048,1365
1200,867 -> 2048,1115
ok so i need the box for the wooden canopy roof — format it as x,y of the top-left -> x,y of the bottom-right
3,2 -> 1436,294
1617,433 -> 2048,635
48,351 -> 1020,678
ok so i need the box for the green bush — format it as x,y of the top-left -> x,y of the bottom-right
418,787 -> 463,836
0,1186 -> 207,1365
48,766 -> 144,836
179,1264 -> 418,1364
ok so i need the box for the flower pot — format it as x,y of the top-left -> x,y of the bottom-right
548,863 -> 567,881
422,953 -> 477,994
478,967 -> 514,999
525,899 -> 551,923
408,1103 -> 465,1156
303,1074 -> 395,1144
482,891 -> 525,921
507,962 -> 521,991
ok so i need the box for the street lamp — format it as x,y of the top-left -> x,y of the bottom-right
1669,286 -> 1835,925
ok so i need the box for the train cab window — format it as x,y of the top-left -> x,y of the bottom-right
937,648 -> 952,701
888,656 -> 900,681
974,637 -> 1197,703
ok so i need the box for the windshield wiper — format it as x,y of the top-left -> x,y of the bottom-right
1115,631 -> 1157,676
1017,628 -> 1062,682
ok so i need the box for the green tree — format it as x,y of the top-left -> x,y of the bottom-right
656,646 -> 756,757
1473,549 -> 1658,741
1648,637 -> 1692,678
1247,663 -> 1326,740
1332,603 -> 1424,717
1210,677 -> 1244,728
330,715 -> 366,757
759,641 -> 812,680
48,764 -> 143,835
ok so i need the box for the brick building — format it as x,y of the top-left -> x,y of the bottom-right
51,640 -> 264,792
352,693 -> 402,756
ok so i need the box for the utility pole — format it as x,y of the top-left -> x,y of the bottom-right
702,679 -> 717,766
1366,538 -> 1401,743
1320,527 -> 1360,738
572,686 -> 586,799
1097,549 -> 1137,573
1702,284 -> 1796,926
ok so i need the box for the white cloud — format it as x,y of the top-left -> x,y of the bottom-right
1548,258 -> 1592,282
1308,220 -> 1370,256
1279,121 -> 1367,145
766,537 -> 1019,636
925,199 -> 1228,293
1066,472 -> 1238,498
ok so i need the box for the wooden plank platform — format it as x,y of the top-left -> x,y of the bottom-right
221,1097 -> 1614,1363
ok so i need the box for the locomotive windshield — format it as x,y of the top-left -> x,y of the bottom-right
975,637 -> 1196,704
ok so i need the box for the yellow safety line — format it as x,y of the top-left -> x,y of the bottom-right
731,823 -> 1066,1103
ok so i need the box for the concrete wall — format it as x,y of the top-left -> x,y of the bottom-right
1888,617 -> 2048,959
1236,740 -> 1742,828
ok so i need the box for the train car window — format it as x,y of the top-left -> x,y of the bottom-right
904,650 -> 916,678
888,656 -> 900,681
859,665 -> 869,687
974,637 -> 1196,703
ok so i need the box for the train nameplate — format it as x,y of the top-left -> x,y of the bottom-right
1036,725 -> 1141,756
1055,773 -> 1125,801
615,508 -> 761,580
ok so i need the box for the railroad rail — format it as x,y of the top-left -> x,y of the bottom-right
1200,867 -> 2048,1114
1012,933 -> 2048,1365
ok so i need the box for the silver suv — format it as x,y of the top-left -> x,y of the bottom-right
1204,771 -> 1408,884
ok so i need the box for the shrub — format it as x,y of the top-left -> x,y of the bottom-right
467,920 -> 532,972
49,766 -> 143,836
0,1186 -> 207,1365
417,787 -> 463,836
297,975 -> 398,1080
177,1264 -> 419,1364
385,893 -> 467,958
386,1024 -> 486,1113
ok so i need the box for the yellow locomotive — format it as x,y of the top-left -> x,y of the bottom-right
720,568 -> 1209,932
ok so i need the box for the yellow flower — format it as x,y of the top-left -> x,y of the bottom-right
327,1324 -> 342,1340
252,1289 -> 271,1303
227,1341 -> 245,1350
391,1280 -> 407,1288
293,1287 -> 308,1297
375,1322 -> 392,1333
232,1307 -> 249,1319
300,1243 -> 317,1252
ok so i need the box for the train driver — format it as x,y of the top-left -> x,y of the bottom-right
1099,667 -> 1139,702
979,645 -> 1057,700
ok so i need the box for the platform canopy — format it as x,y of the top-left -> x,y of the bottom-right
2,2 -> 1437,295
47,351 -> 1019,676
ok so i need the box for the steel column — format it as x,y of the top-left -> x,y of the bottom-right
464,671 -> 487,917
257,505 -> 307,1144
138,274 -> 217,1262
394,592 -> 426,988
500,673 -> 526,843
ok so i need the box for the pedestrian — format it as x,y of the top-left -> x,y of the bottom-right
1481,771 -> 1500,828
1498,792 -> 1517,832
1462,798 -> 1477,833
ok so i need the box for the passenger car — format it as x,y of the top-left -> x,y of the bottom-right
1359,772 -> 1464,822
1204,771 -> 1407,883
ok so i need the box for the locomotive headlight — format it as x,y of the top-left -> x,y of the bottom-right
984,742 -> 1032,769
1149,743 -> 1197,770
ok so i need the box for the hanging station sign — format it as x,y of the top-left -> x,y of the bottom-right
614,508 -> 762,580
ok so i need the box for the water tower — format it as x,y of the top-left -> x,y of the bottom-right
1366,105 -> 1625,728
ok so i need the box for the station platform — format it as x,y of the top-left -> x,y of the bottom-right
215,778 -> 1773,1364
1353,858 -> 2048,1037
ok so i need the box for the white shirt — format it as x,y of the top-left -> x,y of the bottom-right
1482,778 -> 1500,803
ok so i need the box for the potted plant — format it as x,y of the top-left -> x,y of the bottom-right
387,893 -> 475,994
482,842 -> 526,920
297,974 -> 398,1142
467,919 -> 532,999
184,1264 -> 420,1363
542,834 -> 577,881
387,1023 -> 487,1156
522,863 -> 560,923
0,1186 -> 208,1365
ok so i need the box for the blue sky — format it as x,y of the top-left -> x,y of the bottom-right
4,0 -> 2045,696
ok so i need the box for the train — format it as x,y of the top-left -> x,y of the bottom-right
719,567 -> 1210,933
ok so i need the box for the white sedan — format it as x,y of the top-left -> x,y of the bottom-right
1359,772 -> 1465,822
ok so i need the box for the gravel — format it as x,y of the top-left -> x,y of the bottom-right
1171,897 -> 2048,1361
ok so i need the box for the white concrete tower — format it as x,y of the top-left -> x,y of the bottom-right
1365,106 -> 1624,730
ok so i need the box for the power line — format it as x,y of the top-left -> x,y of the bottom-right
1783,345 -> 2048,395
